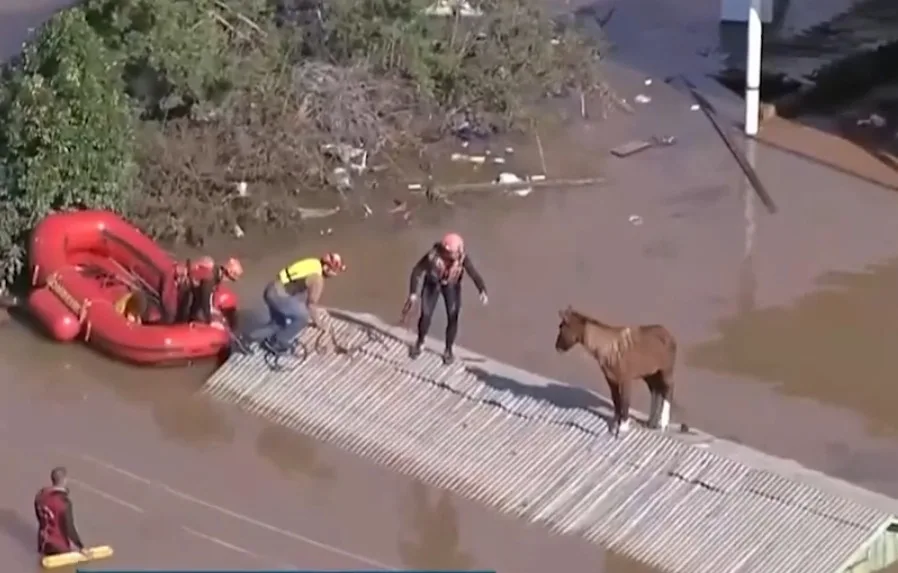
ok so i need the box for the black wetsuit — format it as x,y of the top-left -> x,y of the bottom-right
408,244 -> 487,360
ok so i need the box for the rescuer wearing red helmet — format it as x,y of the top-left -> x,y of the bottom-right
403,233 -> 488,365
176,256 -> 244,324
242,252 -> 346,354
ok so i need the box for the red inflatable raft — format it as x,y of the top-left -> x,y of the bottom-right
29,210 -> 238,365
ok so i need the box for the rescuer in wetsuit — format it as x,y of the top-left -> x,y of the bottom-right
405,233 -> 488,365
243,252 -> 346,354
175,256 -> 243,324
34,466 -> 88,558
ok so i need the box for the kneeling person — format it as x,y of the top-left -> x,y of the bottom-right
177,256 -> 243,325
245,253 -> 346,353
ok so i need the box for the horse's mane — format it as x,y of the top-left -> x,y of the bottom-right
567,307 -> 633,365
569,308 -> 619,330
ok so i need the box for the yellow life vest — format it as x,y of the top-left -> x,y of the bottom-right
278,258 -> 322,286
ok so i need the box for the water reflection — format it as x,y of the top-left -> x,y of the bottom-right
255,425 -> 335,482
1,312 -> 236,448
688,258 -> 898,435
398,481 -> 474,570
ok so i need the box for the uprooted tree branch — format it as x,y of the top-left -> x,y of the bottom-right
0,0 -> 616,291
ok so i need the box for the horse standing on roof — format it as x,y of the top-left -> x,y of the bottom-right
555,306 -> 680,437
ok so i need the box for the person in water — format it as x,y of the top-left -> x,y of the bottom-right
405,233 -> 488,365
175,256 -> 243,325
34,466 -> 88,558
243,252 -> 346,354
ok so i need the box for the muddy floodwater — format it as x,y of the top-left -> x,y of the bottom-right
3,0 -> 898,571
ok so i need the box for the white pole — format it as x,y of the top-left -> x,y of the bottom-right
744,0 -> 763,136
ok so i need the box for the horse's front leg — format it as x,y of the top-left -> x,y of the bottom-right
607,380 -> 622,436
617,379 -> 632,435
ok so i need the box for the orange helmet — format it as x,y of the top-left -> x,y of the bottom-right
321,252 -> 346,273
440,232 -> 464,255
222,257 -> 243,280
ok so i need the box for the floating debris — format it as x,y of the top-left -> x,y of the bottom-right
690,104 -> 700,111
329,167 -> 352,192
505,147 -> 514,154
298,206 -> 341,220
233,224 -> 245,238
407,183 -> 423,191
634,94 -> 652,104
644,78 -> 653,86
236,181 -> 248,197
388,199 -> 408,214
530,174 -> 547,182
857,113 -> 886,128
492,157 -> 506,164
423,0 -> 483,16
496,172 -> 533,197
611,135 -> 677,158
628,214 -> 644,226
322,143 -> 368,173
451,152 -> 487,165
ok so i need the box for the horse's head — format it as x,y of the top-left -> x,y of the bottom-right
556,306 -> 584,352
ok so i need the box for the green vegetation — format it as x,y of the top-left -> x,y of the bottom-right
0,0 -> 611,291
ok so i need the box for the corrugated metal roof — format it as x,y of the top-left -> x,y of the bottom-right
203,310 -> 898,573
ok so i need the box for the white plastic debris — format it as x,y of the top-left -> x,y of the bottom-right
233,224 -> 245,238
330,166 -> 352,191
550,38 -> 561,45
505,147 -> 514,154
634,94 -> 652,104
857,113 -> 886,128
407,183 -> 423,190
628,214 -> 644,226
530,174 -> 547,182
492,157 -> 506,164
423,0 -> 483,16
497,172 -> 523,184
450,152 -> 486,165
322,143 -> 367,173
690,104 -> 700,111
496,172 -> 533,197
644,78 -> 653,86
236,181 -> 248,197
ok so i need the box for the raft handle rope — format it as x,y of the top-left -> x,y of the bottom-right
45,271 -> 93,340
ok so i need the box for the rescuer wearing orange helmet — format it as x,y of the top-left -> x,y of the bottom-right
403,233 -> 488,365
175,256 -> 244,324
242,252 -> 347,354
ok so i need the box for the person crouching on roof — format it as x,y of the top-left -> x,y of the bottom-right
404,233 -> 488,365
242,253 -> 346,354
175,256 -> 243,326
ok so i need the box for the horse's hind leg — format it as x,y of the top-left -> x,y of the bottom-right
658,369 -> 675,431
644,373 -> 665,429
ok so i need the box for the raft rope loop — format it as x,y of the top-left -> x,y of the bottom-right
45,271 -> 93,341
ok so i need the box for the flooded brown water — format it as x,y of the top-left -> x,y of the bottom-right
3,0 -> 898,571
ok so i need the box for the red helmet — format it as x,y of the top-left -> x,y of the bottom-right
321,252 -> 346,273
222,257 -> 243,280
440,232 -> 464,255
